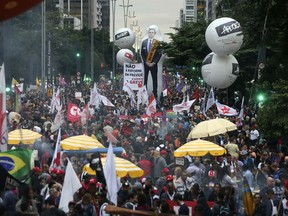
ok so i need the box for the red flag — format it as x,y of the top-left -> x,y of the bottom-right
146,93 -> 157,116
50,128 -> 61,169
67,103 -> 81,123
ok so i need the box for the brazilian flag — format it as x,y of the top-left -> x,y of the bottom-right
0,149 -> 33,181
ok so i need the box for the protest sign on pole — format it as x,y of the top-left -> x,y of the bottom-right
123,63 -> 144,90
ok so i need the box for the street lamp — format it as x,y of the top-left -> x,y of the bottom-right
111,0 -> 117,80
119,0 -> 133,28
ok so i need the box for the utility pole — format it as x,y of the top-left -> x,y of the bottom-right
111,0 -> 116,79
119,0 -> 133,28
41,0 -> 46,96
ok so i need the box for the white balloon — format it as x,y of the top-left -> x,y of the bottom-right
116,49 -> 134,66
205,17 -> 243,56
201,52 -> 239,89
114,28 -> 135,49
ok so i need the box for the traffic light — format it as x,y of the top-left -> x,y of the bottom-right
6,87 -> 11,92
76,53 -> 80,57
257,93 -> 265,102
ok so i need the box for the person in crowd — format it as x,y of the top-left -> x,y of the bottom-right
197,197 -> 213,216
174,170 -> 193,198
208,183 -> 222,202
41,196 -> 66,216
155,167 -> 170,195
1,185 -> 18,215
160,182 -> 175,201
98,192 -> 110,216
16,185 -> 39,216
212,188 -> 232,216
122,192 -> 137,210
174,193 -> 189,216
73,193 -> 97,216
153,150 -> 168,183
265,188 -> 283,216
252,193 -> 266,216
184,183 -> 204,201
255,163 -> 270,189
117,182 -> 131,206
260,176 -> 274,203
186,157 -> 205,186
273,179 -> 284,200
136,193 -> 151,211
239,150 -> 255,171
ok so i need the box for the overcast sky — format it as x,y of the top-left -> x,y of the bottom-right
110,0 -> 183,42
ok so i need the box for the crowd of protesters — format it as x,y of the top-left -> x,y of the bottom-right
1,74 -> 288,216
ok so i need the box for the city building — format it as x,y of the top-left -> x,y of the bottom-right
180,0 -> 216,26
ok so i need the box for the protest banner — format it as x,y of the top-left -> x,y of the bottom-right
123,63 -> 144,90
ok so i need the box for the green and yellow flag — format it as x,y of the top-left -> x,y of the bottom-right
0,149 -> 34,181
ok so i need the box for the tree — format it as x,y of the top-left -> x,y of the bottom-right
161,19 -> 210,81
257,80 -> 288,139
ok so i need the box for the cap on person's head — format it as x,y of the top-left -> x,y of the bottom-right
240,150 -> 248,155
208,170 -> 215,177
88,178 -> 97,187
50,168 -> 58,174
166,175 -> 173,182
56,169 -> 65,175
161,168 -> 169,174
33,166 -> 42,173
160,150 -> 168,155
140,177 -> 146,184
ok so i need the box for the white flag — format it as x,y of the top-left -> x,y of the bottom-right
206,87 -> 215,112
123,84 -> 136,107
146,93 -> 157,116
137,86 -> 148,110
200,90 -> 207,113
216,101 -> 238,116
59,159 -> 82,213
51,105 -> 64,133
104,143 -> 120,205
50,128 -> 62,169
162,89 -> 168,97
238,97 -> 245,119
89,83 -> 101,108
173,97 -> 196,113
0,63 -> 8,151
50,87 -> 61,113
100,95 -> 115,107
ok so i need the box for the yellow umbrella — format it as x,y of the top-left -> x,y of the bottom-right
61,135 -> 104,150
174,139 -> 226,157
188,118 -> 237,139
82,157 -> 144,178
8,129 -> 42,145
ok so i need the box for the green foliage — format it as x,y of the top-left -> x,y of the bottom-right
257,80 -> 288,138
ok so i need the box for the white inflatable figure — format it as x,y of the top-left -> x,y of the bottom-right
140,25 -> 164,100
205,17 -> 243,56
116,49 -> 134,66
201,52 -> 239,89
114,28 -> 136,49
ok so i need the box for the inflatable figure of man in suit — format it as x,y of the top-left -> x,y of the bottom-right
140,27 -> 162,100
